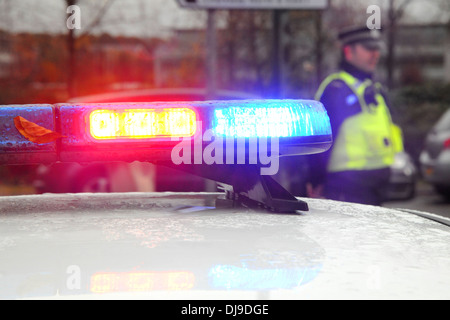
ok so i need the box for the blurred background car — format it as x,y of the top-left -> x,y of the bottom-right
420,108 -> 450,199
384,151 -> 417,201
34,88 -> 260,194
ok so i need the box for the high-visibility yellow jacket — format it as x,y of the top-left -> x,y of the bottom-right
315,70 -> 403,173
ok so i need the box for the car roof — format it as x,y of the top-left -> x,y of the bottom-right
1,192 -> 449,300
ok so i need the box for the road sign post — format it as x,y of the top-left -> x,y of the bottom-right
206,9 -> 217,100
176,0 -> 328,98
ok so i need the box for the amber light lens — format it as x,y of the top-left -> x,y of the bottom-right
89,108 -> 197,140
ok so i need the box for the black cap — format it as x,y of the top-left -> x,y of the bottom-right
338,26 -> 383,50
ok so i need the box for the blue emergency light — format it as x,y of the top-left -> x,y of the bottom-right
0,100 -> 332,213
213,100 -> 331,138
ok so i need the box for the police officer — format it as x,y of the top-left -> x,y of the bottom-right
307,26 -> 403,206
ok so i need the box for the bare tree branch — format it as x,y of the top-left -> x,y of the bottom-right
79,0 -> 116,37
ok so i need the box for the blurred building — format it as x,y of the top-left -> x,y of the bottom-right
89,36 -> 155,91
153,29 -> 206,88
393,23 -> 450,85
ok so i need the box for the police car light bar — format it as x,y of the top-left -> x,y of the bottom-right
0,100 -> 332,213
1,100 -> 331,165
89,108 -> 197,140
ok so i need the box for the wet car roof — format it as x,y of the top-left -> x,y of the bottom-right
1,193 -> 449,299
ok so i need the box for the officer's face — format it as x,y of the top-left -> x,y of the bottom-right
345,44 -> 380,73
